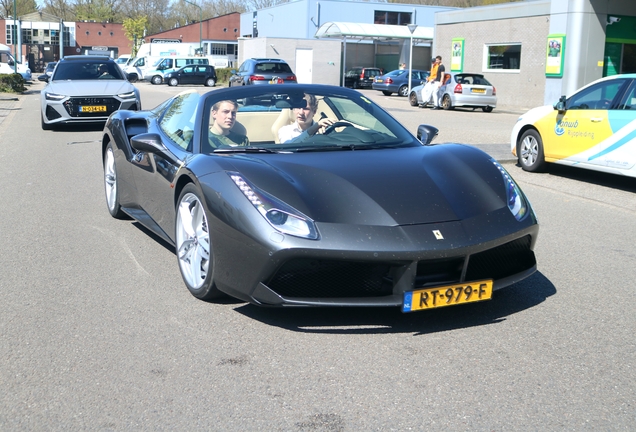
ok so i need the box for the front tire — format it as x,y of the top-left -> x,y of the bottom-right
41,113 -> 52,130
518,129 -> 546,172
398,85 -> 409,97
103,143 -> 126,219
176,184 -> 223,301
441,94 -> 453,110
409,92 -> 418,107
151,75 -> 162,85
205,78 -> 216,87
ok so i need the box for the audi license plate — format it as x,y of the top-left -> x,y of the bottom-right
402,280 -> 492,313
80,105 -> 107,113
471,88 -> 486,94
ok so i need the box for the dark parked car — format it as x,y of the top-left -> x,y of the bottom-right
344,67 -> 382,89
37,61 -> 57,82
229,58 -> 297,86
101,83 -> 538,310
372,69 -> 429,96
163,64 -> 217,87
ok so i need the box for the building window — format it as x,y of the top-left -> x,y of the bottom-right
86,31 -> 89,35
210,43 -> 227,55
6,24 -> 17,44
484,43 -> 521,71
110,32 -> 114,36
374,11 -> 412,25
21,28 -> 32,44
44,29 -> 49,37
98,31 -> 102,36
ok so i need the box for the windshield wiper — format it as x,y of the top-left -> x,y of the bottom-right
213,147 -> 277,154
295,144 -> 358,152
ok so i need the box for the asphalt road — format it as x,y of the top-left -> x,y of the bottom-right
1,81 -> 635,431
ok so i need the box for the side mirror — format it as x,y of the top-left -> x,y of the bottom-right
126,72 -> 138,83
7,59 -> 14,66
38,75 -> 49,82
230,69 -> 237,75
554,95 -> 566,112
417,125 -> 439,145
130,133 -> 182,165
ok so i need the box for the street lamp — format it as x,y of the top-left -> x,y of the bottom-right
184,0 -> 202,55
407,23 -> 417,98
13,0 -> 17,73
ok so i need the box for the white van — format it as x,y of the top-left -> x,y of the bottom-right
123,56 -> 162,82
145,57 -> 209,85
0,44 -> 31,80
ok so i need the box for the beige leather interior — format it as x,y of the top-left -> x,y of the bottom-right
271,109 -> 295,143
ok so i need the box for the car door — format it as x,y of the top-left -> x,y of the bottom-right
534,78 -> 631,166
193,66 -> 208,85
131,92 -> 200,238
180,66 -> 196,85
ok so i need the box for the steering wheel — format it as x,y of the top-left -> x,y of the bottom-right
323,121 -> 354,134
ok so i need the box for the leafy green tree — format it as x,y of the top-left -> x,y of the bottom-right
123,16 -> 147,56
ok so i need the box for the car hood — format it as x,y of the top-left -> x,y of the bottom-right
46,80 -> 135,96
221,145 -> 509,227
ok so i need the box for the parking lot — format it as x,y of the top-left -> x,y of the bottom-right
1,80 -> 635,430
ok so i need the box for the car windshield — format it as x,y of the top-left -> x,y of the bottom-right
199,85 -> 418,155
455,74 -> 492,86
53,60 -> 125,81
254,62 -> 293,74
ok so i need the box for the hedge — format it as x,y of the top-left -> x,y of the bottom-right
0,73 -> 26,93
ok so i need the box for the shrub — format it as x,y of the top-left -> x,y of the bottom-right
215,67 -> 234,86
0,73 -> 26,93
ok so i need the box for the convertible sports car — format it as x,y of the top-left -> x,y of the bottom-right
102,84 -> 538,311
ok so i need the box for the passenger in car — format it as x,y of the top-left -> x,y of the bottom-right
209,100 -> 250,147
278,94 -> 335,143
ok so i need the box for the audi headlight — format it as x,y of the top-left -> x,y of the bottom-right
491,159 -> 528,221
229,172 -> 319,240
118,91 -> 136,99
45,92 -> 66,101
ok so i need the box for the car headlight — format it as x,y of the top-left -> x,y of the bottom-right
490,159 -> 528,221
45,92 -> 66,101
228,172 -> 319,240
118,91 -> 136,99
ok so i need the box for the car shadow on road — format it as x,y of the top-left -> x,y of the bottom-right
51,123 -> 105,132
535,163 -> 636,193
234,271 -> 555,335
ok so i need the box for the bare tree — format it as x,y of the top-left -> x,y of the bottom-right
1,0 -> 38,18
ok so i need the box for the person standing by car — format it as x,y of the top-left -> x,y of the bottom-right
431,56 -> 446,110
420,58 -> 438,107
209,100 -> 249,148
278,94 -> 335,143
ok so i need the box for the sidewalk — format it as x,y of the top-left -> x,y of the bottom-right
0,94 -> 21,130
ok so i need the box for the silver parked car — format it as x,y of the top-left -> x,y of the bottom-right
409,72 -> 497,112
40,55 -> 141,130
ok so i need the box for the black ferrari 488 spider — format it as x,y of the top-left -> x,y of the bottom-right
102,84 -> 538,312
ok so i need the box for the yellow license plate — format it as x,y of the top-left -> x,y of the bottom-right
471,88 -> 486,94
402,280 -> 492,312
376,79 -> 383,83
80,105 -> 107,113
